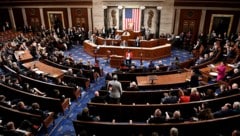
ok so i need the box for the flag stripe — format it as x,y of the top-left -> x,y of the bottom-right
124,8 -> 140,31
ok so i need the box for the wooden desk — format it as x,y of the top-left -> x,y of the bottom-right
96,37 -> 122,46
22,61 -> 64,79
199,64 -> 233,82
14,50 -> 33,63
136,71 -> 191,89
110,55 -> 124,68
84,40 -> 171,60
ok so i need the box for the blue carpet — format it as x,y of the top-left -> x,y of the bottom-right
37,45 -> 192,136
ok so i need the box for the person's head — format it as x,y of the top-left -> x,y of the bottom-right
32,102 -> 40,110
232,101 -> 240,110
53,89 -> 60,96
232,129 -> 240,136
153,108 -> 162,117
178,89 -> 185,96
191,88 -> 199,95
232,83 -> 239,89
0,94 -> 6,101
221,103 -> 232,111
170,127 -> 179,136
113,74 -> 118,80
151,131 -> 159,136
233,68 -> 239,74
130,81 -> 137,88
220,61 -> 226,66
94,91 -> 100,97
220,84 -> 226,91
82,107 -> 90,117
17,101 -> 25,109
6,121 -> 15,130
201,102 -> 210,109
173,110 -> 181,119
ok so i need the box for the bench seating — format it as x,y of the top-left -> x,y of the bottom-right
87,93 -> 240,122
73,114 -> 240,136
0,83 -> 70,114
0,104 -> 55,133
3,65 -> 80,100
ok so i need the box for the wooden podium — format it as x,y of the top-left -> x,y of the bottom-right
110,55 -> 124,68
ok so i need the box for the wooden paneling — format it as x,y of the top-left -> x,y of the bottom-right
25,8 -> 41,31
13,8 -> 24,31
204,10 -> 240,35
0,8 -> 10,31
71,8 -> 89,30
178,9 -> 202,41
0,0 -> 92,7
43,8 -> 68,29
175,0 -> 240,8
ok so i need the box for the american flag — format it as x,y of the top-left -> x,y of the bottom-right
124,8 -> 140,31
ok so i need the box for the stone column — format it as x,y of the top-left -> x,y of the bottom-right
39,8 -> 45,28
118,6 -> 123,30
21,8 -> 28,26
199,9 -> 206,34
103,6 -> 108,29
88,8 -> 93,31
174,8 -> 180,35
160,0 -> 174,34
67,7 -> 72,28
8,8 -> 16,30
156,6 -> 162,38
140,6 -> 145,28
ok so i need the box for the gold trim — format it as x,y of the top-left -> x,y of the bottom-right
209,14 -> 234,36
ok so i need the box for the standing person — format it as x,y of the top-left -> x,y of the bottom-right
107,75 -> 122,104
216,61 -> 226,81
188,69 -> 201,87
125,50 -> 133,66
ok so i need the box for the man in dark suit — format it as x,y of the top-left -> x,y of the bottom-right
90,91 -> 107,103
77,107 -> 100,121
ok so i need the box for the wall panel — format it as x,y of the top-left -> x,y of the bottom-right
43,8 -> 68,29
13,8 -> 24,31
71,8 -> 89,30
25,8 -> 41,31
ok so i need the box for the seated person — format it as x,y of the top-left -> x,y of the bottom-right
157,60 -> 165,67
167,110 -> 185,123
51,89 -> 66,102
114,33 -> 121,40
135,36 -> 140,47
125,81 -> 139,91
225,68 -> 240,81
193,102 -> 214,120
228,83 -> 240,95
147,108 -> 168,123
12,78 -> 23,90
0,95 -> 12,108
178,88 -> 190,103
29,102 -> 48,119
152,65 -> 162,73
14,101 -> 30,112
2,121 -> 22,136
167,62 -> 179,71
77,107 -> 100,121
189,88 -> 201,102
161,92 -> 178,104
148,60 -> 155,70
213,103 -> 233,118
90,91 -> 107,103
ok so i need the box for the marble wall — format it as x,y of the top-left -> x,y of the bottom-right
92,0 -> 174,34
